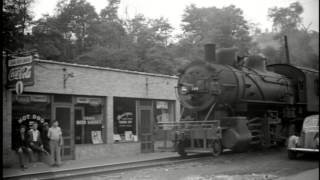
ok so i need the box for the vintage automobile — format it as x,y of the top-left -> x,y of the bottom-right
287,115 -> 319,159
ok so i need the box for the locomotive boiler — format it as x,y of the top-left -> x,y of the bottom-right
174,44 -> 319,155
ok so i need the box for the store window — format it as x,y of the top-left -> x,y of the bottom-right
113,97 -> 137,142
153,100 -> 176,151
12,94 -> 51,149
74,97 -> 104,144
154,101 -> 175,129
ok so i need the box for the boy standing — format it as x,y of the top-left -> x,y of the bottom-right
48,120 -> 63,167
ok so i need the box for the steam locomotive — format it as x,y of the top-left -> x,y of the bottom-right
175,44 -> 319,154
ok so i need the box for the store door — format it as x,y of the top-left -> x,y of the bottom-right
53,105 -> 74,160
139,107 -> 154,153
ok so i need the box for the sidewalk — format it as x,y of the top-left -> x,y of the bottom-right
3,151 -> 179,179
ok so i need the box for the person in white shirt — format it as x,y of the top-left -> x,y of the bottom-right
28,122 -> 48,161
48,120 -> 63,167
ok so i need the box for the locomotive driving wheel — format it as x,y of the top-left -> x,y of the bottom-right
211,139 -> 222,157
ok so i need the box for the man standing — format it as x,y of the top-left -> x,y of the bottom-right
48,120 -> 63,167
28,122 -> 49,161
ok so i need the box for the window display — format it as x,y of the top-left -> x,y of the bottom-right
74,97 -> 104,144
154,101 -> 175,129
113,97 -> 137,142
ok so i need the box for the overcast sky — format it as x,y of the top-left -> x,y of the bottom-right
31,0 -> 319,35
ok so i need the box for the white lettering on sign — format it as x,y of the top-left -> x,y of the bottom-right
76,120 -> 86,125
18,114 -> 44,124
156,101 -> 168,109
30,95 -> 49,103
76,97 -> 102,105
16,95 -> 31,104
15,81 -> 24,95
8,65 -> 32,81
8,56 -> 33,67
76,97 -> 90,104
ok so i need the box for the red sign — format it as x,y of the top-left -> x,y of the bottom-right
7,55 -> 34,88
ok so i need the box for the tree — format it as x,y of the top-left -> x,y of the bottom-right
2,0 -> 34,51
268,2 -> 303,33
100,0 -> 120,22
87,0 -> 125,49
149,17 -> 173,47
181,4 -> 252,55
124,14 -> 174,71
55,0 -> 98,53
267,2 -> 318,69
30,15 -> 75,60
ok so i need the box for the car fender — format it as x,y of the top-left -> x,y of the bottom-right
287,135 -> 299,148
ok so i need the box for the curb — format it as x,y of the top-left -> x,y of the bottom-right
3,155 -> 204,180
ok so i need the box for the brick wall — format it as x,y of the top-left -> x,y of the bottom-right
25,60 -> 178,99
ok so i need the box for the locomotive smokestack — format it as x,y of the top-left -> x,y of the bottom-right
284,35 -> 290,64
204,44 -> 216,63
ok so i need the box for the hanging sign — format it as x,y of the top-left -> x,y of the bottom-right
7,55 -> 34,88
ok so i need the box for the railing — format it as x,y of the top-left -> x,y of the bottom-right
154,120 -> 221,151
156,120 -> 220,130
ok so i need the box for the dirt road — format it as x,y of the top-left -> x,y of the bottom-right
71,148 -> 318,180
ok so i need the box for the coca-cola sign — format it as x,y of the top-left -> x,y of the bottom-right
7,55 -> 34,88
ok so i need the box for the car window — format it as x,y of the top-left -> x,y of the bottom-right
302,115 -> 319,132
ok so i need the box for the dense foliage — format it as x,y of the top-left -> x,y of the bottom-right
2,0 -> 319,75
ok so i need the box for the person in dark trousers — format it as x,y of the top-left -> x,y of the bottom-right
41,122 -> 50,153
13,125 -> 33,169
48,120 -> 63,167
28,122 -> 49,161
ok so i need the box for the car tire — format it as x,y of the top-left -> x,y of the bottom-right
288,150 -> 297,159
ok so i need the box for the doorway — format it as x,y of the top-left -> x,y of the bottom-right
137,100 -> 154,153
53,105 -> 74,160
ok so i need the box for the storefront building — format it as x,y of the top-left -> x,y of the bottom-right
3,59 -> 180,166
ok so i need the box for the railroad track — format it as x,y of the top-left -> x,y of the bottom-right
4,154 -> 211,180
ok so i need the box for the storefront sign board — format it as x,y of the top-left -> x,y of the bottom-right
156,101 -> 168,109
7,55 -> 34,88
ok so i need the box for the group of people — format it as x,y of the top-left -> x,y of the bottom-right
13,120 -> 63,169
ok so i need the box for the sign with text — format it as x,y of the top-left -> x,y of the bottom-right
7,55 -> 34,88
117,112 -> 134,128
76,97 -> 102,106
156,101 -> 168,109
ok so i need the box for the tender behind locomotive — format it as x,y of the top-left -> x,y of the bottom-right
176,44 -> 319,153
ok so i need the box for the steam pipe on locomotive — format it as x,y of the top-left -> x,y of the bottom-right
172,37 -> 319,156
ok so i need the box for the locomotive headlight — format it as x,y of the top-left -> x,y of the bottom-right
181,86 -> 188,94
